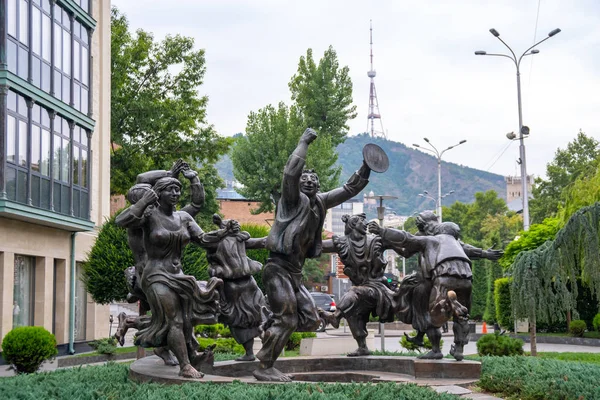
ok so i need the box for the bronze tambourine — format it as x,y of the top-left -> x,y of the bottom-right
362,143 -> 389,173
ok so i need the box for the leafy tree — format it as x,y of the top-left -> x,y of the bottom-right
110,7 -> 230,195
500,217 -> 560,270
231,103 -> 340,213
529,131 -> 599,224
289,46 -> 357,147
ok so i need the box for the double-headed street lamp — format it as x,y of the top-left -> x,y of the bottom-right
475,27 -> 561,231
413,138 -> 467,221
418,190 -> 454,222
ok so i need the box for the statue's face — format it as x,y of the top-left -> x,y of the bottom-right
159,184 -> 181,206
300,172 -> 319,197
229,220 -> 241,232
352,216 -> 368,235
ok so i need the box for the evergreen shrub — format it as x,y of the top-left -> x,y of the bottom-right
1,327 -> 58,373
197,338 -> 244,354
400,331 -> 443,352
194,323 -> 223,338
285,332 -> 317,350
569,320 -> 586,337
476,333 -> 523,356
88,337 -> 118,355
494,277 -> 513,330
593,313 -> 600,332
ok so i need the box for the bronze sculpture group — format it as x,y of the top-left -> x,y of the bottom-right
114,128 -> 502,381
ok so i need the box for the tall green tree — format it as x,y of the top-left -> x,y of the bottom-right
289,46 -> 357,147
231,103 -> 340,213
110,7 -> 230,195
529,131 -> 599,224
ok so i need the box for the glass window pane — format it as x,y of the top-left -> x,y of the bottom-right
54,115 -> 62,133
61,184 -> 69,214
63,28 -> 71,75
18,120 -> 28,167
41,128 -> 51,176
42,62 -> 51,93
7,116 -> 17,163
81,130 -> 88,147
81,148 -> 88,188
17,170 -> 27,203
31,175 -> 40,207
32,104 -> 41,123
72,146 -> 79,185
6,167 -> 17,200
61,138 -> 69,182
54,23 -> 61,70
32,6 -> 41,55
13,255 -> 35,328
7,40 -> 18,74
8,91 -> 17,111
32,58 -> 41,88
41,107 -> 50,128
73,83 -> 80,111
8,0 -> 17,37
41,178 -> 50,209
81,88 -> 88,115
54,70 -> 62,99
17,94 -> 27,116
62,74 -> 70,103
53,134 -> 61,180
42,0 -> 49,13
42,14 -> 51,61
73,42 -> 80,81
73,188 -> 80,217
19,0 -> 28,45
53,3 -> 60,22
81,46 -> 88,86
31,125 -> 41,172
18,46 -> 28,80
81,191 -> 88,219
53,181 -> 60,210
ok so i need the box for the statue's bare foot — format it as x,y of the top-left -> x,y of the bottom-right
154,347 -> 178,366
417,350 -> 444,360
253,366 -> 292,382
347,347 -> 371,357
236,354 -> 256,362
179,364 -> 204,379
317,308 -> 340,329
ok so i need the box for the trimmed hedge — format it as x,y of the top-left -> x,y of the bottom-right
286,332 -> 317,351
494,277 -> 513,330
400,331 -> 443,352
593,313 -> 600,332
1,326 -> 58,373
476,333 -> 523,356
478,356 -> 600,400
0,362 -> 457,399
88,337 -> 118,355
569,320 -> 586,337
197,338 -> 244,354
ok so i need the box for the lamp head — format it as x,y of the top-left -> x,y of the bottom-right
531,49 -> 540,54
423,190 -> 429,195
489,28 -> 500,37
521,126 -> 530,135
474,50 -> 487,55
548,28 -> 561,37
506,131 -> 517,140
413,144 -> 420,148
424,137 -> 430,143
459,140 -> 467,144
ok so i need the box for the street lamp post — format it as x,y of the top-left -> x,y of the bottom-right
366,194 -> 398,353
418,190 -> 455,222
413,139 -> 466,221
475,27 -> 561,231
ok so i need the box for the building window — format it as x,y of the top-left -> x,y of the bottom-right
74,262 -> 87,341
13,255 -> 35,328
72,21 -> 90,114
6,90 -> 91,219
7,0 -> 29,79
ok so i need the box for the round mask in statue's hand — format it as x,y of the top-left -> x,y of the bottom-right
362,143 -> 389,173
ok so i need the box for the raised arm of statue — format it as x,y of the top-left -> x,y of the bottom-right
321,162 -> 371,209
246,236 -> 267,249
180,165 -> 205,218
461,242 -> 503,260
280,129 -> 317,213
115,189 -> 158,228
368,223 -> 427,255
321,239 -> 336,253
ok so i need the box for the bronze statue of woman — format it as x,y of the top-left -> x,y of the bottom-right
116,177 -> 222,378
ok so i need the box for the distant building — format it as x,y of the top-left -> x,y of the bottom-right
505,175 -> 533,213
324,199 -> 364,236
216,183 -> 273,227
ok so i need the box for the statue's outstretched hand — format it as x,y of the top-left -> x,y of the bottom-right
367,221 -> 382,235
484,248 -> 504,261
300,128 -> 317,144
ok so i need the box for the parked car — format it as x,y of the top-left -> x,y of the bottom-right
310,292 -> 336,332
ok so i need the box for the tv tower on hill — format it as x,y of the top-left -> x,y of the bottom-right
367,20 -> 385,139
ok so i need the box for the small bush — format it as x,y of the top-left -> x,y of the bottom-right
592,313 -> 600,332
194,323 -> 223,339
476,333 -> 523,356
569,319 -> 586,337
1,326 -> 58,373
197,338 -> 244,354
285,331 -> 317,351
399,331 -> 443,353
88,337 -> 117,355
218,325 -> 232,338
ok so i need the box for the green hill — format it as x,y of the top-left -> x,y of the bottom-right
216,133 -> 506,215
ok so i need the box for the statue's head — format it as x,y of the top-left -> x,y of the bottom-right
342,213 -> 368,236
415,210 -> 439,235
300,169 -> 320,197
126,183 -> 152,204
434,221 -> 461,239
153,177 -> 182,209
212,214 -> 241,233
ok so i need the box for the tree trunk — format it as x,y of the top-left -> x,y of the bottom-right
530,309 -> 537,357
137,301 -> 147,360
566,310 -> 571,331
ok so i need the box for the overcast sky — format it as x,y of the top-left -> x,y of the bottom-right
112,0 -> 600,179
